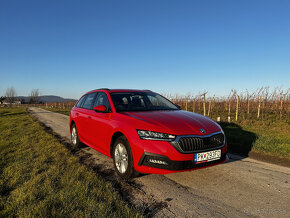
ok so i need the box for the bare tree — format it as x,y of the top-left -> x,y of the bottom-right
29,89 -> 40,104
5,87 -> 17,104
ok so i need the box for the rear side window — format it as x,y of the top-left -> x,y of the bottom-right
76,95 -> 87,108
82,93 -> 97,109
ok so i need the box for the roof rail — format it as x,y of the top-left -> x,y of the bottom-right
87,88 -> 110,93
98,88 -> 110,91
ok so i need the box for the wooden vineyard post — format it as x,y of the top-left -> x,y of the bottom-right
246,91 -> 250,115
192,100 -> 195,113
185,98 -> 188,111
262,98 -> 265,118
207,98 -> 211,117
257,96 -> 261,119
235,95 -> 239,121
280,96 -> 283,119
202,93 -> 206,116
228,100 -> 231,116
247,98 -> 250,115
198,99 -> 201,113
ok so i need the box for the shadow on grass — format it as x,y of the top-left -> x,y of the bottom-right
0,111 -> 27,117
36,122 -> 163,217
219,122 -> 258,157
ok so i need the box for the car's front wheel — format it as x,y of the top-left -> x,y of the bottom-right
113,136 -> 138,180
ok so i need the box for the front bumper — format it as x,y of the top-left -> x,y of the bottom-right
138,152 -> 227,171
131,134 -> 228,174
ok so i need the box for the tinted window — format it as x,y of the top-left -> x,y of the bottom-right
110,92 -> 178,112
93,92 -> 111,112
82,93 -> 97,109
76,95 -> 87,108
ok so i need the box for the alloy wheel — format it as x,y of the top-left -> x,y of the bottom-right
114,143 -> 128,174
71,127 -> 77,145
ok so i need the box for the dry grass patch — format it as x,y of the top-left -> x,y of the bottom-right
0,107 -> 141,217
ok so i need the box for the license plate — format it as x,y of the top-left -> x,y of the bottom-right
194,149 -> 221,163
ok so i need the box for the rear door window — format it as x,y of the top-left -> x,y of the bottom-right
82,93 -> 97,110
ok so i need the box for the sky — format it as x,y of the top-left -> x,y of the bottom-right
0,0 -> 289,99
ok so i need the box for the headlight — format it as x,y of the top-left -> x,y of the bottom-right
137,130 -> 176,141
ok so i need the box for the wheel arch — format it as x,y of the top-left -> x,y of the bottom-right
70,120 -> 76,132
110,131 -> 126,157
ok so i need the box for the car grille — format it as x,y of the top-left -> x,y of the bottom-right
178,133 -> 224,152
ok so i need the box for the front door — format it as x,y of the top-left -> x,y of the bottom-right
89,92 -> 113,154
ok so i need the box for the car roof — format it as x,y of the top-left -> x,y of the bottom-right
86,89 -> 152,94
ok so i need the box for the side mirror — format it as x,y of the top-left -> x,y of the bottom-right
93,105 -> 107,112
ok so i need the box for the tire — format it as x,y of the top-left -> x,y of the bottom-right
112,136 -> 138,180
71,123 -> 80,149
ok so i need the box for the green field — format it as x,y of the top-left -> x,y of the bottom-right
220,120 -> 290,158
0,108 -> 141,217
43,107 -> 290,159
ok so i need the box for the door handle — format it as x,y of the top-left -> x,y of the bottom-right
88,116 -> 92,119
76,112 -> 79,116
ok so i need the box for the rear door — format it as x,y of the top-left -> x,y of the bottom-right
77,92 -> 97,146
72,94 -> 87,141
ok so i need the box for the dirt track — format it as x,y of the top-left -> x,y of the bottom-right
29,107 -> 290,217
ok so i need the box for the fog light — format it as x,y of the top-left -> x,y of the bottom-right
148,159 -> 168,165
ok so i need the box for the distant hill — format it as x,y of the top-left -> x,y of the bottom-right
17,95 -> 77,103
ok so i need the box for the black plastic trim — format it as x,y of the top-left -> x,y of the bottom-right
139,152 -> 227,171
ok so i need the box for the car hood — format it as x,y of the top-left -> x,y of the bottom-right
121,110 -> 221,135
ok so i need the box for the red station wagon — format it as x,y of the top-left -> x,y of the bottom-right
70,89 -> 228,179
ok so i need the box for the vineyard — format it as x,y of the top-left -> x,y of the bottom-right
3,87 -> 289,123
167,87 -> 290,123
22,87 -> 290,123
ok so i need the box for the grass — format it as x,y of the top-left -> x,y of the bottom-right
43,106 -> 290,158
0,107 -> 141,217
42,107 -> 71,116
224,119 -> 290,157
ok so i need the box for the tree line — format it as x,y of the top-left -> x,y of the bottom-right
0,86 -> 40,105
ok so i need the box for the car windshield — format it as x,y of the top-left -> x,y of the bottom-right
110,92 -> 179,112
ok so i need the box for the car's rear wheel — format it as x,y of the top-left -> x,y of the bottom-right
71,123 -> 80,148
113,136 -> 138,180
